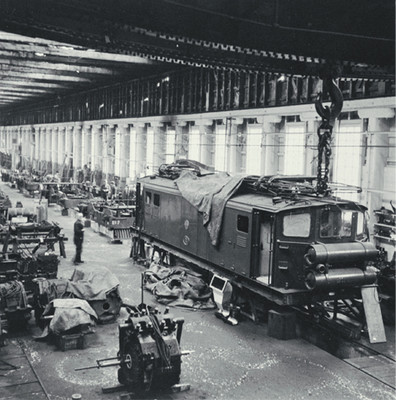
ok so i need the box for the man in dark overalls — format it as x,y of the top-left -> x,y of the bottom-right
73,213 -> 85,264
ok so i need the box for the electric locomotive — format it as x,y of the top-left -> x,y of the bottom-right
131,161 -> 384,342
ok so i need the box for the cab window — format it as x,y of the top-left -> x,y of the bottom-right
237,215 -> 249,233
283,213 -> 311,237
320,209 -> 352,238
146,191 -> 152,204
154,193 -> 160,207
356,211 -> 368,241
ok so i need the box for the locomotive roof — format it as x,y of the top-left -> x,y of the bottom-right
228,192 -> 355,213
139,175 -> 362,213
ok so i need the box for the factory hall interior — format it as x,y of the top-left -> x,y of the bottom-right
0,1 -> 395,399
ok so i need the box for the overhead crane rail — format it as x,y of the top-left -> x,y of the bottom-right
0,67 -> 394,126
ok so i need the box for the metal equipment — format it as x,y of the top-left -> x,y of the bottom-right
77,303 -> 186,394
76,274 -> 187,394
89,200 -> 135,243
210,274 -> 238,325
0,278 -> 31,330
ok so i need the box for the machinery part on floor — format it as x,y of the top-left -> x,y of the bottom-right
0,280 -> 31,330
76,303 -> 186,394
210,274 -> 239,325
88,289 -> 122,324
118,303 -> 185,392
315,78 -> 343,195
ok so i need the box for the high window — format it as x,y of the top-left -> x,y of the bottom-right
165,127 -> 176,164
188,126 -> 201,162
214,125 -> 227,172
284,124 -> 306,175
246,125 -> 263,175
333,123 -> 362,202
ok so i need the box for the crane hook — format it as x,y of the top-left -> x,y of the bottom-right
315,78 -> 343,126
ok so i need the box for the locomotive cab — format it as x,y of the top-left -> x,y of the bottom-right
267,203 -> 378,294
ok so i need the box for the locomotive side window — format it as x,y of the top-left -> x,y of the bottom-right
146,191 -> 152,204
320,209 -> 353,238
283,213 -> 311,237
154,193 -> 160,207
237,215 -> 249,233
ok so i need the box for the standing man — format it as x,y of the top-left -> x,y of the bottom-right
73,213 -> 85,264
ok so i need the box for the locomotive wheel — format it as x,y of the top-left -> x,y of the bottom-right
119,339 -> 146,392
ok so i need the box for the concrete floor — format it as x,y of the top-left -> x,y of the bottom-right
0,182 -> 395,400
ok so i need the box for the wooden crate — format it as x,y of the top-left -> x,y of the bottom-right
56,332 -> 86,351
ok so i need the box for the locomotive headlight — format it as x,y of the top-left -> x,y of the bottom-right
315,264 -> 327,274
304,247 -> 316,267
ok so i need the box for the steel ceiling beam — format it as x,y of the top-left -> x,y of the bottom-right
0,0 -> 393,72
0,70 -> 92,83
0,59 -> 118,75
0,38 -> 156,65
0,87 -> 55,94
0,90 -> 46,97
0,79 -> 70,89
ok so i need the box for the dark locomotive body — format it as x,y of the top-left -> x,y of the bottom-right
136,174 -> 378,306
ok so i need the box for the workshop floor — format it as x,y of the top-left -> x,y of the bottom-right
0,182 -> 395,400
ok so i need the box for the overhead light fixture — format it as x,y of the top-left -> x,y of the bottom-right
35,52 -> 45,57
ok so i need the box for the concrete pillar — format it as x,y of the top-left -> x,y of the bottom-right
34,128 -> 38,164
48,127 -> 53,169
65,126 -> 72,164
52,127 -> 58,173
114,124 -> 129,182
90,125 -> 96,169
107,125 -> 116,179
114,125 -> 122,178
12,128 -> 19,170
102,124 -> 109,178
151,122 -> 166,174
65,126 -> 72,177
90,124 -> 100,172
44,128 -> 49,166
9,129 -> 13,155
89,124 -> 102,185
86,128 -> 92,168
80,126 -> 87,168
4,129 -> 7,153
263,115 -> 282,175
20,128 -> 25,168
0,127 -> 3,151
27,127 -> 34,165
130,123 -> 147,181
57,127 -> 64,167
73,125 -> 82,178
